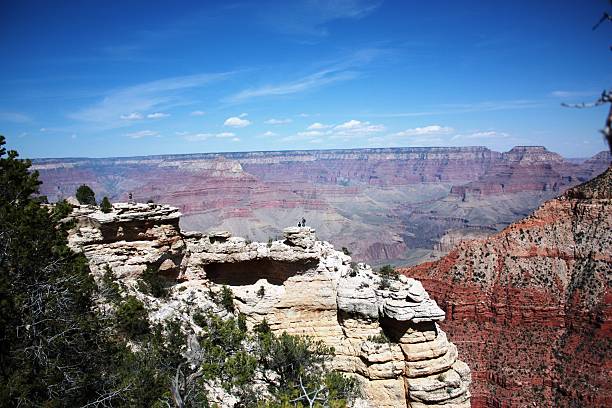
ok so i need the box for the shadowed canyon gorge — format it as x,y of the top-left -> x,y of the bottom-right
34,146 -> 610,267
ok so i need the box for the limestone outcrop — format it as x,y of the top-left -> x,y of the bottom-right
67,202 -> 471,407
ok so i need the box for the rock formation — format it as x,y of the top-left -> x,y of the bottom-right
402,166 -> 612,407
35,146 -> 610,266
67,202 -> 472,407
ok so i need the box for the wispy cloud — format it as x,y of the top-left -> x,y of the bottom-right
226,68 -> 358,103
550,90 -> 597,99
0,111 -> 31,123
147,112 -> 170,119
370,100 -> 546,118
261,130 -> 277,137
224,116 -> 251,127
333,119 -> 385,137
265,118 -> 292,125
225,48 -> 382,103
190,110 -> 206,116
70,71 -> 234,129
126,130 -> 159,139
120,112 -> 144,120
392,125 -> 454,137
258,0 -> 382,37
307,122 -> 330,130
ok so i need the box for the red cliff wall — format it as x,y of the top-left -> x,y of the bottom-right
402,167 -> 612,407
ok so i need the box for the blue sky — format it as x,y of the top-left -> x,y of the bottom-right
1,0 -> 610,158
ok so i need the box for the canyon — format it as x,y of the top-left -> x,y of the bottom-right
402,166 -> 612,407
66,202 -> 473,407
35,146 -> 610,267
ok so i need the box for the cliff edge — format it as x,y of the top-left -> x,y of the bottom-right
67,203 -> 472,407
403,166 -> 612,407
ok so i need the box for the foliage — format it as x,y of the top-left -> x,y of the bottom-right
377,264 -> 399,289
220,285 -> 235,313
341,246 -> 351,256
368,330 -> 390,344
138,264 -> 168,298
75,184 -> 96,205
0,135 -> 114,406
115,295 -> 150,338
258,285 -> 266,298
100,196 -> 112,213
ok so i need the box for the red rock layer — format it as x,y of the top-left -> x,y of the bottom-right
402,166 -> 612,407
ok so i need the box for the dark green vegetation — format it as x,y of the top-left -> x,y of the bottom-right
76,184 -> 96,205
0,136 -> 358,407
100,196 -> 112,213
377,264 -> 399,289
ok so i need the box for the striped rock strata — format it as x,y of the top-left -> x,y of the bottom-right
67,203 -> 471,407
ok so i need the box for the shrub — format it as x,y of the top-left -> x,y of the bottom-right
220,285 -> 235,313
257,285 -> 266,298
116,296 -> 150,337
368,330 -> 390,344
377,264 -> 399,289
341,246 -> 352,256
138,265 -> 168,298
76,184 -> 96,205
100,196 -> 112,213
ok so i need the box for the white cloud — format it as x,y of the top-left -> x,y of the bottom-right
120,112 -> 144,120
333,119 -> 385,136
261,131 -> 277,137
126,130 -> 159,139
232,137 -> 240,142
39,127 -> 48,132
239,112 -> 248,118
265,118 -> 292,125
307,122 -> 330,130
297,130 -> 324,137
190,110 -> 206,116
224,116 -> 251,128
393,125 -> 454,137
216,132 -> 236,138
147,112 -> 170,119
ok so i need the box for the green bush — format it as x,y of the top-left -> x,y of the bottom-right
377,264 -> 399,289
100,196 -> 112,213
76,184 -> 96,205
116,296 -> 150,337
220,285 -> 235,313
138,265 -> 168,298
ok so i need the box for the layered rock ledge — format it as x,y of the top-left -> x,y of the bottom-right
67,202 -> 471,407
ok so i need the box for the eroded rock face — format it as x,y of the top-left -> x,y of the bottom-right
402,166 -> 612,407
35,147 -> 609,266
67,203 -> 471,407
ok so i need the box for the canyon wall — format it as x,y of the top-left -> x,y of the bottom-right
402,166 -> 612,407
37,147 -> 610,266
66,202 -> 472,407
